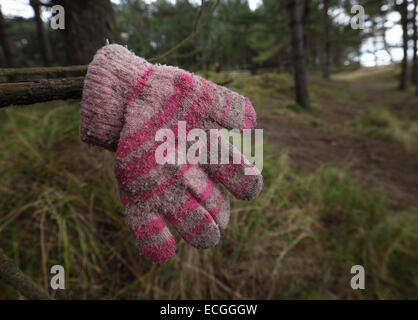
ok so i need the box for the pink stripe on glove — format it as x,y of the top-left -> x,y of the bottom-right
80,44 -> 263,263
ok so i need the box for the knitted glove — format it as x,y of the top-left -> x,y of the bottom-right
80,44 -> 263,262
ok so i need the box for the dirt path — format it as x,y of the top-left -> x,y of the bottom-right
257,71 -> 418,210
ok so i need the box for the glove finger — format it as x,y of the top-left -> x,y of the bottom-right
182,165 -> 230,231
119,164 -> 221,250
209,84 -> 256,131
203,131 -> 263,200
162,194 -> 221,250
124,203 -> 175,263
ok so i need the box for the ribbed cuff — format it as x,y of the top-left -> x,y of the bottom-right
80,44 -> 150,151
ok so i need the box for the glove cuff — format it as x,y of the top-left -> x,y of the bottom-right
80,44 -> 150,152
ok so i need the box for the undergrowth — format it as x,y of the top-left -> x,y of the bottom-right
0,102 -> 416,299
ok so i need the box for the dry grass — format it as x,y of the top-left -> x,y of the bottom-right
332,66 -> 397,81
354,107 -> 418,153
0,71 -> 417,299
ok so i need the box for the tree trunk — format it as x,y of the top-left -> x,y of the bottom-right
286,0 -> 310,109
399,0 -> 409,90
0,4 -> 15,68
412,0 -> 418,84
302,0 -> 312,66
52,0 -> 119,65
322,0 -> 331,78
30,0 -> 52,67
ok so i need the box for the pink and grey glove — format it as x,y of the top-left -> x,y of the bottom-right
80,44 -> 263,262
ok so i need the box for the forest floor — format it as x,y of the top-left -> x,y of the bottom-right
0,66 -> 417,300
225,66 -> 418,210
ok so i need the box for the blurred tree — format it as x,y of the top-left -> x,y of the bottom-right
285,0 -> 310,108
353,0 -> 397,68
302,0 -> 312,47
0,0 -> 377,74
397,0 -> 409,90
211,0 -> 256,71
149,0 -> 199,67
51,0 -> 120,64
322,0 -> 331,78
247,0 -> 289,70
412,0 -> 417,84
2,17 -> 46,68
116,0 -> 152,59
0,4 -> 15,68
30,0 -> 52,66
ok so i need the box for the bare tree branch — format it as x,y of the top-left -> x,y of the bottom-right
0,248 -> 53,300
0,74 -> 232,108
0,77 -> 84,108
0,65 -> 87,78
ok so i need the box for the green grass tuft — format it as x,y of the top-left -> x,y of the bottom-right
355,107 -> 418,152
